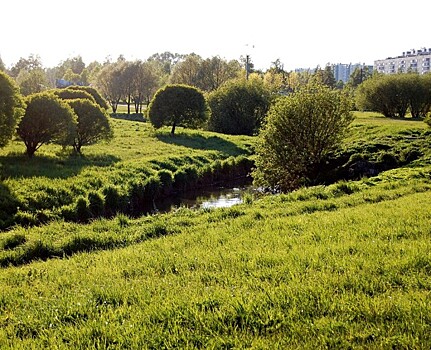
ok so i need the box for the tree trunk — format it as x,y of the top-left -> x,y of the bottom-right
171,122 -> 176,135
26,144 -> 36,158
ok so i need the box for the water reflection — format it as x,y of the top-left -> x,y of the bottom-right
153,180 -> 252,213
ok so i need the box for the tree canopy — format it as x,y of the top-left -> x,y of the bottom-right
253,83 -> 354,192
0,71 -> 23,147
66,85 -> 109,110
67,99 -> 113,153
356,73 -> 431,118
17,92 -> 77,157
207,77 -> 271,135
148,84 -> 209,135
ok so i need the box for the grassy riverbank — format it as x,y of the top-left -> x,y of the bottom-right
0,119 -> 254,229
1,112 -> 431,348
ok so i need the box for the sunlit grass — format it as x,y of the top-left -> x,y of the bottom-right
1,111 -> 431,347
1,167 -> 430,348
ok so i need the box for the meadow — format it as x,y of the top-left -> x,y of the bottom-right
0,118 -> 254,229
0,112 -> 431,348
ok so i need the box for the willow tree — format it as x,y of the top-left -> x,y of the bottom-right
17,92 -> 77,157
253,83 -> 353,192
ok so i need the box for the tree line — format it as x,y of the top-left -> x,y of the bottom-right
0,52 -> 371,107
2,51 -> 431,193
0,71 -> 112,157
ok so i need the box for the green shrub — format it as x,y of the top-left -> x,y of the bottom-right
75,196 -> 91,222
59,204 -> 77,222
173,168 -> 188,192
103,185 -> 121,217
88,191 -> 105,218
0,183 -> 20,229
14,211 -> 38,227
157,170 -> 173,196
1,233 -> 27,250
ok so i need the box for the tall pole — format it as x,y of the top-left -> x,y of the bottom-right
246,54 -> 250,80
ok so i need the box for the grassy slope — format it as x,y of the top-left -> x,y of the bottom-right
0,119 -> 254,227
1,113 -> 431,348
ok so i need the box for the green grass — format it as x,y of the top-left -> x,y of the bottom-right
0,164 -> 430,348
1,112 -> 431,348
0,120 -> 254,228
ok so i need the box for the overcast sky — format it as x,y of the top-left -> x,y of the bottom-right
2,0 -> 431,71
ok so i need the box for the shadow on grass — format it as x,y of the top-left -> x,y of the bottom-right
0,153 -> 121,179
156,131 -> 250,156
0,182 -> 20,229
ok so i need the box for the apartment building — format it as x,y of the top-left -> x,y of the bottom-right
374,48 -> 431,74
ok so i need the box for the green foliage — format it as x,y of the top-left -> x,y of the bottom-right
254,83 -> 354,191
67,98 -> 113,153
207,77 -> 271,135
0,71 -> 23,147
0,119 -> 254,229
148,84 -> 209,134
15,68 -> 49,96
52,88 -> 96,104
66,85 -> 109,110
16,92 -> 77,157
356,73 -> 431,118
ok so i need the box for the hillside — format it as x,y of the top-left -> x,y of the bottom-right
0,113 -> 431,348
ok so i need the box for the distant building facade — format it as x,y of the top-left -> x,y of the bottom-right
332,63 -> 372,83
374,48 -> 431,74
295,64 -> 373,83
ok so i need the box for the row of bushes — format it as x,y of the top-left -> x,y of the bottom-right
356,73 -> 431,119
1,155 -> 254,229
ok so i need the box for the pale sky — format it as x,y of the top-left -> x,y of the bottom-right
1,0 -> 431,71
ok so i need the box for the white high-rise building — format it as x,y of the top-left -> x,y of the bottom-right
374,48 -> 431,75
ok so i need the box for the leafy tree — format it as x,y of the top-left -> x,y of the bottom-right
198,57 -> 242,92
62,68 -> 82,85
356,74 -> 399,118
66,85 -> 109,110
131,60 -> 161,113
95,63 -> 124,112
356,73 -> 431,119
347,66 -> 372,88
53,88 -> 97,104
264,59 -> 290,93
67,99 -> 113,153
0,71 -> 23,147
15,68 -> 49,96
207,77 -> 271,135
148,52 -> 184,75
17,92 -> 77,157
0,56 -> 5,71
322,65 -> 336,88
9,54 -> 43,78
119,61 -> 139,114
404,73 -> 431,118
148,84 -> 209,135
170,54 -> 242,92
312,65 -> 336,88
170,53 -> 203,87
253,83 -> 353,192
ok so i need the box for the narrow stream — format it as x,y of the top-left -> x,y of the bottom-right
153,178 -> 254,213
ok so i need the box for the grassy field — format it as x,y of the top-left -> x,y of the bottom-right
0,118 -> 254,229
0,112 -> 431,348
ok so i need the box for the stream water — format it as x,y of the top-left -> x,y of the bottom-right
153,178 -> 254,213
